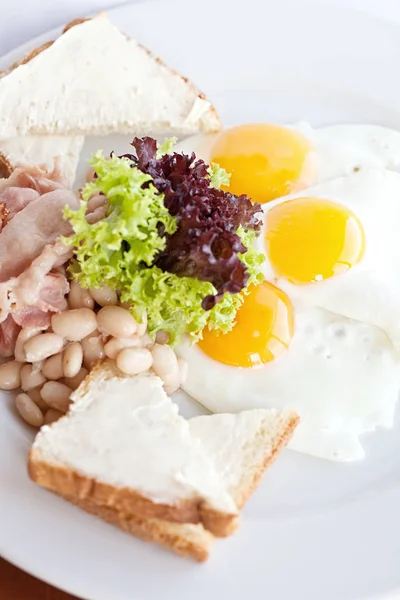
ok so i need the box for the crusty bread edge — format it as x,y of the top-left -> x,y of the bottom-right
28,408 -> 298,538
28,454 -> 239,537
235,411 -> 299,510
61,493 -> 213,562
1,15 -> 220,135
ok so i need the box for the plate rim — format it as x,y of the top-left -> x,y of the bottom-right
1,1 -> 400,599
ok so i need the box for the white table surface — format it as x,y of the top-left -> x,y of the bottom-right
0,0 -> 400,58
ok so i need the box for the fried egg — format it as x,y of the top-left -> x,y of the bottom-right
177,284 -> 400,461
176,123 -> 400,204
261,168 -> 400,349
175,128 -> 400,461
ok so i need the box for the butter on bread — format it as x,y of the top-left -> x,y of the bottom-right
0,14 -> 220,139
29,361 -> 298,560
0,136 -> 84,185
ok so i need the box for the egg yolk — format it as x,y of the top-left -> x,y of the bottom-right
265,197 -> 365,284
210,124 -> 314,204
198,281 -> 294,368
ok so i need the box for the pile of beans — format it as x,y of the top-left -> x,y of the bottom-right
0,282 -> 187,428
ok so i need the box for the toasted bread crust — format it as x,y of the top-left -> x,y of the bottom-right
62,18 -> 89,33
28,454 -> 238,537
235,412 -> 299,510
62,493 -> 212,562
30,455 -> 202,522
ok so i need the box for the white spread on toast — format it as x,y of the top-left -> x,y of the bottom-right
33,371 -> 237,513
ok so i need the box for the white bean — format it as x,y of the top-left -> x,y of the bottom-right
24,333 -> 64,362
177,357 -> 188,385
14,327 -> 43,362
42,353 -> 64,380
20,364 -> 46,391
104,336 -> 141,360
0,360 -> 22,390
81,332 -> 105,370
28,386 -> 48,411
15,393 -> 44,427
40,381 -> 72,413
136,310 -> 147,337
62,367 -> 88,391
151,344 -> 180,392
44,408 -> 64,425
68,281 -> 95,310
63,342 -> 83,378
116,347 -> 153,375
51,309 -> 97,341
90,285 -> 118,307
97,306 -> 137,338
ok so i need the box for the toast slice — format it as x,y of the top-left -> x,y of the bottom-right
0,14 -> 220,139
0,136 -> 84,184
63,494 -> 214,562
29,362 -> 298,558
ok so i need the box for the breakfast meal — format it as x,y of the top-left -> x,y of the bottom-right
1,11 -> 400,564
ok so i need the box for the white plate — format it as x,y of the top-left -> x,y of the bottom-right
1,1 -> 400,599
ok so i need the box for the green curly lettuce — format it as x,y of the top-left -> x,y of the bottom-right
64,152 -> 264,345
156,137 -> 178,158
208,162 -> 231,189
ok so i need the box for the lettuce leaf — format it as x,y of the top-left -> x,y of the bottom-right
64,151 -> 264,345
156,137 -> 178,158
207,162 -> 231,189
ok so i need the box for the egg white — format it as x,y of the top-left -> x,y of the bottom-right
297,123 -> 400,181
177,306 -> 400,461
176,123 -> 400,186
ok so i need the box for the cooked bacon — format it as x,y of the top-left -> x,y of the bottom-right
0,188 -> 78,282
0,162 -> 68,194
0,315 -> 21,358
2,239 -> 71,313
0,165 -> 80,355
12,269 -> 69,329
12,308 -> 51,329
0,187 -> 39,227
